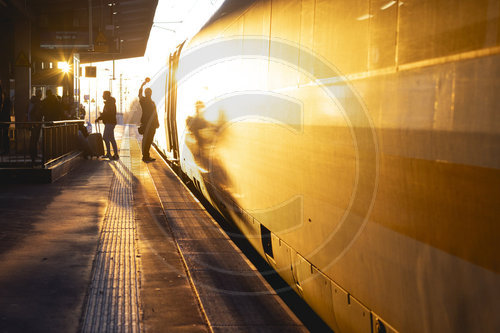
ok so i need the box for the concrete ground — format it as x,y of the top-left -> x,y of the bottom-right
0,125 -> 307,333
0,158 -> 111,332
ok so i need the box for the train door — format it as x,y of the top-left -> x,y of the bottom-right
165,41 -> 185,162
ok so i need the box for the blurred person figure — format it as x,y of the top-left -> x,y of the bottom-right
138,77 -> 159,162
61,96 -> 71,119
28,90 -> 43,121
77,122 -> 91,159
79,104 -> 86,120
0,80 -> 11,154
42,89 -> 63,121
29,89 -> 43,162
97,90 -> 118,160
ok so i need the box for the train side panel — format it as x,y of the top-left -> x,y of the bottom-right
155,0 -> 500,332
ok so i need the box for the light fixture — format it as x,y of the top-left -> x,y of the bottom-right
57,61 -> 70,73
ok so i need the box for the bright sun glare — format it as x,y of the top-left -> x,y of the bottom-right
58,61 -> 71,73
79,0 -> 225,121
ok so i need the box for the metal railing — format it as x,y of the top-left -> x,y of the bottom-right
0,120 -> 84,168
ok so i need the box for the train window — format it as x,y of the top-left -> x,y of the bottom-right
260,225 -> 273,259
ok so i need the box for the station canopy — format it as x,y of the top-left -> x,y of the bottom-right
28,0 -> 159,63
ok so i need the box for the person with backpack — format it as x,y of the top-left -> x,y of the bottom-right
97,91 -> 119,160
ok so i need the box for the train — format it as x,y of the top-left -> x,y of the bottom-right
148,0 -> 500,332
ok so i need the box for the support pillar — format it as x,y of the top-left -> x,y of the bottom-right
0,16 -> 14,96
13,17 -> 31,122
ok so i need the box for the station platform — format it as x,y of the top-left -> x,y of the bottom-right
0,125 -> 307,333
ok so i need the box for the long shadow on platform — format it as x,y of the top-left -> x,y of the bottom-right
0,158 -> 115,332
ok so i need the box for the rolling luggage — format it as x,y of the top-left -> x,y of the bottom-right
88,121 -> 104,158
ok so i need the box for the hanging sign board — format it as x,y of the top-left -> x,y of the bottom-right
40,30 -> 90,49
85,66 -> 97,78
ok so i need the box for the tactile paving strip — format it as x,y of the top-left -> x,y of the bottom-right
81,126 -> 142,333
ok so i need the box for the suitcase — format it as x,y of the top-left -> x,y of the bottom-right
88,121 -> 104,158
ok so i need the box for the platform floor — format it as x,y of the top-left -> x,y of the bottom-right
0,125 -> 306,333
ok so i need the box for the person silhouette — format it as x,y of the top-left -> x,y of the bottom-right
29,89 -> 43,162
41,89 -> 63,121
0,81 -> 11,155
138,78 -> 159,162
97,91 -> 119,160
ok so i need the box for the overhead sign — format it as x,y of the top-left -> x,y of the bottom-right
39,29 -> 120,53
40,30 -> 90,49
85,66 -> 97,78
15,51 -> 30,67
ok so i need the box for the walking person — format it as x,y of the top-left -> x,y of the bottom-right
97,91 -> 119,160
138,77 -> 159,162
